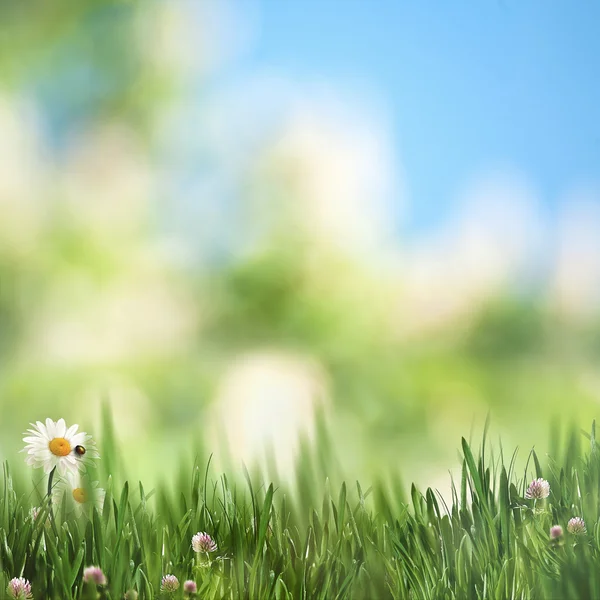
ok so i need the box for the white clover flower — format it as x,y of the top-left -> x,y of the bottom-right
183,580 -> 197,597
192,531 -> 217,553
567,517 -> 586,535
525,478 -> 550,500
161,575 -> 179,593
7,577 -> 33,600
549,525 -> 563,539
53,472 -> 105,517
22,418 -> 99,476
83,566 -> 107,586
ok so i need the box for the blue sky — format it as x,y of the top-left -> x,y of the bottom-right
236,0 -> 600,232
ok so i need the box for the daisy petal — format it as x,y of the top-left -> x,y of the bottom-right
66,424 -> 79,438
56,418 -> 67,437
45,418 -> 56,438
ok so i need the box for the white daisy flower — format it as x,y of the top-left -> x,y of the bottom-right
22,418 -> 99,476
53,472 -> 105,516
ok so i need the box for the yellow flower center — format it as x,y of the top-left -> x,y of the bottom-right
49,437 -> 71,457
72,488 -> 88,504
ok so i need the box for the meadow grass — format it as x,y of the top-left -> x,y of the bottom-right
1,417 -> 600,599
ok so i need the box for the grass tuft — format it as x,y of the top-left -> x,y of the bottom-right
2,423 -> 600,598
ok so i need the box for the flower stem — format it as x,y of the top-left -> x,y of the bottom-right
47,466 -> 58,535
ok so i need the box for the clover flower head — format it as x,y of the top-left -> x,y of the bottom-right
549,525 -> 563,539
161,575 -> 179,593
83,566 -> 107,586
183,580 -> 197,596
7,577 -> 33,600
192,531 -> 217,553
567,517 -> 586,535
124,590 -> 139,600
525,478 -> 550,500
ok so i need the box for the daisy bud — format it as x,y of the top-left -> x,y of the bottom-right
525,478 -> 550,500
183,580 -> 197,596
7,577 -> 33,599
83,566 -> 107,586
191,532 -> 217,553
161,575 -> 179,593
567,517 -> 586,535
549,525 -> 563,539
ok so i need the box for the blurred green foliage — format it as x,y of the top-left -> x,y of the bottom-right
0,0 -> 598,496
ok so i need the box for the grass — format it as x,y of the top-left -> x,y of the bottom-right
2,418 -> 600,599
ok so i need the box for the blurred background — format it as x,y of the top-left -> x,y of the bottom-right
1,0 -> 599,494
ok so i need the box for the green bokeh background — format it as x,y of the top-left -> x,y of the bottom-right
1,0 -> 598,495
